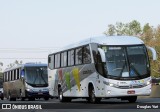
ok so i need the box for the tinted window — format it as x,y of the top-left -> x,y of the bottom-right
48,55 -> 54,70
83,46 -> 91,64
76,48 -> 82,65
14,70 -> 16,80
63,52 -> 67,67
71,50 -> 75,66
61,52 -> 64,67
68,50 -> 71,66
55,53 -> 60,68
11,71 -> 14,80
17,69 -> 20,79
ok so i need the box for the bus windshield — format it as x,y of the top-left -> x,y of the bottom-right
25,67 -> 48,87
103,45 -> 149,79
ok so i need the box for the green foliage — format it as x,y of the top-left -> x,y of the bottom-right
7,60 -> 23,68
105,20 -> 141,36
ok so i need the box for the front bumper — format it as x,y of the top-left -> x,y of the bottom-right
26,90 -> 50,98
104,84 -> 151,97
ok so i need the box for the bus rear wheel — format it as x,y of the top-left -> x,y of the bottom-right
58,87 -> 71,102
21,97 -> 25,101
9,94 -> 16,101
44,97 -> 49,101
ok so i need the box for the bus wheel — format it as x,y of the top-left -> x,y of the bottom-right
21,97 -> 25,101
128,96 -> 137,103
9,94 -> 12,101
58,87 -> 71,102
44,97 -> 49,101
28,97 -> 35,101
12,98 -> 16,101
88,86 -> 101,103
58,87 -> 65,102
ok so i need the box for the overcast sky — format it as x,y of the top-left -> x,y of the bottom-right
0,0 -> 160,70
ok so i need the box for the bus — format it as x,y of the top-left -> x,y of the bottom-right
3,63 -> 50,101
48,35 -> 157,103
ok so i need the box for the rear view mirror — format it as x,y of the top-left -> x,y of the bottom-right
147,46 -> 157,61
98,48 -> 106,62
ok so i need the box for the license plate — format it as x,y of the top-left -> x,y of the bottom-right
127,90 -> 135,94
38,93 -> 43,95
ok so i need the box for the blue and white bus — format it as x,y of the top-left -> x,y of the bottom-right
3,63 -> 50,101
48,35 -> 156,103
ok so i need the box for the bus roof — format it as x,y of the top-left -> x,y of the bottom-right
52,35 -> 144,54
3,63 -> 47,72
72,35 -> 144,46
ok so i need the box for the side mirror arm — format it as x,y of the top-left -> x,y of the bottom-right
98,48 -> 106,62
147,46 -> 157,61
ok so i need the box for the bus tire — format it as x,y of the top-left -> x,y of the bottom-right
12,98 -> 16,101
21,97 -> 25,101
9,94 -> 12,101
58,87 -> 65,102
58,87 -> 71,102
44,97 -> 49,101
128,96 -> 137,103
88,85 -> 101,103
28,97 -> 35,101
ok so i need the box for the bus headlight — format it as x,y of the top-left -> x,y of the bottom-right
146,81 -> 151,85
26,88 -> 33,92
109,83 -> 114,87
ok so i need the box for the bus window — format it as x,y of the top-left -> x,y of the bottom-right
61,52 -> 64,67
71,50 -> 75,66
55,53 -> 60,68
68,50 -> 71,66
48,55 -> 54,70
76,48 -> 82,65
64,52 -> 67,67
17,69 -> 19,79
14,69 -> 16,80
3,73 -> 5,82
21,69 -> 25,78
83,45 -> 91,64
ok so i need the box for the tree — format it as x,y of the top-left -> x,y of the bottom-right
141,23 -> 154,45
7,60 -> 23,68
105,24 -> 116,36
125,20 -> 142,36
104,20 -> 142,36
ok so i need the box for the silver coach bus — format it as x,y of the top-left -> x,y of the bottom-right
3,63 -> 50,101
48,35 -> 156,103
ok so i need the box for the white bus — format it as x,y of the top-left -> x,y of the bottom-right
48,35 -> 156,103
3,63 -> 50,101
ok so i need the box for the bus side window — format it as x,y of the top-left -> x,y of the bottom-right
17,69 -> 19,79
48,55 -> 54,70
3,73 -> 5,82
83,45 -> 91,64
21,69 -> 25,78
14,69 -> 16,80
55,53 -> 60,68
76,47 -> 82,65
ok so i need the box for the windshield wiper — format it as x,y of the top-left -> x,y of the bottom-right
130,63 -> 142,78
40,70 -> 47,84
